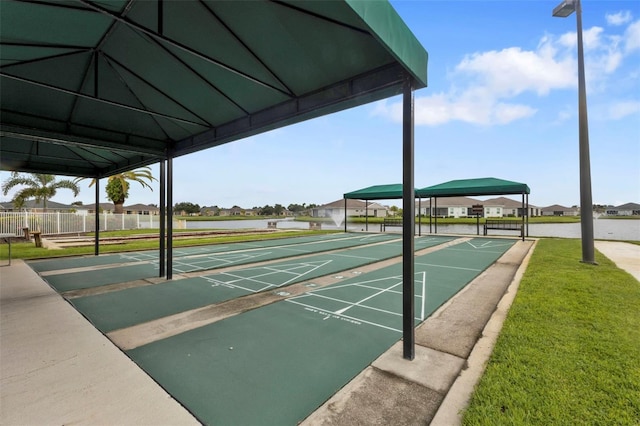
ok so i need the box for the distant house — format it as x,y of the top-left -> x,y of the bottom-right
484,197 -> 540,217
218,206 -> 257,216
124,204 -> 160,215
423,197 -> 482,217
200,206 -> 220,216
311,199 -> 388,218
414,196 -> 539,218
0,199 -> 75,212
605,202 -> 640,216
418,196 -> 483,218
74,203 -> 158,215
77,203 -> 116,214
540,204 -> 580,216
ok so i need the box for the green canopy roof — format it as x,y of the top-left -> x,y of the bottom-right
344,183 -> 414,200
0,0 -> 428,178
417,177 -> 530,198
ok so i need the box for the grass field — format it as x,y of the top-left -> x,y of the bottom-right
463,238 -> 640,425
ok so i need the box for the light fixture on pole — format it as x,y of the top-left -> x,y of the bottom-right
553,0 -> 596,264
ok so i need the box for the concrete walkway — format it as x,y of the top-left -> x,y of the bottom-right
595,241 -> 640,282
1,239 -> 637,424
0,260 -> 198,425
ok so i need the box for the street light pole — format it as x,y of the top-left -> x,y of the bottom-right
553,0 -> 596,264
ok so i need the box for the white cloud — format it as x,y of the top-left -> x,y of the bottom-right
455,45 -> 576,96
373,94 -> 536,127
624,20 -> 640,52
372,21 -> 638,128
554,106 -> 573,124
606,100 -> 640,119
606,11 -> 633,26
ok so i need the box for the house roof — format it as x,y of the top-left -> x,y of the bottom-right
1,0 -> 428,178
540,204 -> 574,211
319,199 -> 386,209
417,177 -> 530,198
1,199 -> 74,210
428,196 -> 482,207
125,203 -> 159,211
484,196 -> 530,208
614,202 -> 640,210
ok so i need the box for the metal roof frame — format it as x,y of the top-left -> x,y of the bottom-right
0,0 -> 428,360
1,0 -> 427,178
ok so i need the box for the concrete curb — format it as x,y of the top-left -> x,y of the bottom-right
302,239 -> 535,425
430,239 -> 538,425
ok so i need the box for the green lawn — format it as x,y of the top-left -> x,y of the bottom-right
463,238 -> 640,425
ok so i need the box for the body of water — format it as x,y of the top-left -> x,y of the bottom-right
186,218 -> 640,241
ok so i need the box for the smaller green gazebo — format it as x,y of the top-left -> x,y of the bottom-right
343,184 -> 414,231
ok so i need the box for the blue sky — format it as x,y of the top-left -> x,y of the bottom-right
2,0 -> 639,209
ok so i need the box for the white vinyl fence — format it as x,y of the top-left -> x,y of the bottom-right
0,211 -> 176,236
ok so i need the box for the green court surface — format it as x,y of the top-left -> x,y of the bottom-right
70,236 -> 456,332
127,238 -> 515,425
27,233 -> 363,273
38,233 -> 399,292
42,263 -> 161,293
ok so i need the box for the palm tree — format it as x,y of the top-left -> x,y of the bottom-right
78,167 -> 156,214
2,172 -> 80,210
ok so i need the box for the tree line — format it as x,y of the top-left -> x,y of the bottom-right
174,202 -> 319,216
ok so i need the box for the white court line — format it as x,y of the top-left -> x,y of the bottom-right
334,280 -> 402,315
286,298 -> 402,333
414,262 -> 482,272
296,292 -> 401,318
327,253 -> 379,261
203,260 -> 333,291
464,241 -> 514,250
447,247 -> 509,255
420,270 -> 426,321
203,277 -> 262,294
201,271 -> 281,292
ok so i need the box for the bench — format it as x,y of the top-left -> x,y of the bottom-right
382,218 -> 403,231
483,220 -> 524,238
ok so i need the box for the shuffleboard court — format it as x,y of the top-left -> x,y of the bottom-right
71,236 -> 456,332
27,233 -> 360,273
165,233 -> 398,274
126,238 -> 516,425
38,233 -> 399,292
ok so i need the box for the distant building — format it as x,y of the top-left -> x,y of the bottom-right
417,196 -> 484,218
76,203 -> 159,215
484,197 -> 540,217
0,200 -> 75,212
416,196 -> 538,218
605,202 -> 640,216
312,199 -> 388,218
123,204 -> 160,215
540,204 -> 580,216
218,206 -> 258,216
200,206 -> 220,216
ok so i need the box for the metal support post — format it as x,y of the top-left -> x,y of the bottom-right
159,160 -> 166,277
402,77 -> 415,360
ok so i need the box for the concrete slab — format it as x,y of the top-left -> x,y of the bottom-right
0,260 -> 198,425
595,241 -> 640,282
430,239 -> 537,426
372,342 -> 465,393
415,240 -> 534,358
303,367 -> 444,426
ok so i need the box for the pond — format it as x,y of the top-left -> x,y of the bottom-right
186,218 -> 640,241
